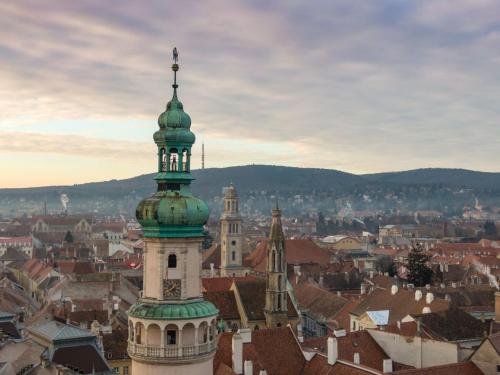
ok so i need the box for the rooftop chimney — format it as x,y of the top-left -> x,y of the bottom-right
334,329 -> 346,338
425,292 -> 434,305
353,352 -> 360,365
391,285 -> 398,295
495,292 -> 500,323
327,337 -> 338,365
239,328 -> 252,344
360,283 -> 366,295
210,263 -> 215,278
244,360 -> 253,375
383,359 -> 393,373
232,333 -> 243,374
422,306 -> 431,314
415,290 -> 423,301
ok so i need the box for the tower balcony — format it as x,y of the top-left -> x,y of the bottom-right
128,340 -> 217,362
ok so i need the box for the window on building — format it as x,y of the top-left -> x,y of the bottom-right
231,240 -> 236,246
123,367 -> 129,375
166,330 -> 177,345
231,251 -> 236,261
112,367 -> 119,374
168,254 -> 177,268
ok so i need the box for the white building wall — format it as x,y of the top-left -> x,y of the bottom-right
368,329 -> 459,368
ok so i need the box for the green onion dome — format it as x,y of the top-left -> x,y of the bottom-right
136,190 -> 209,238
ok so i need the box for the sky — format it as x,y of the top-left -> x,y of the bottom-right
1,0 -> 500,188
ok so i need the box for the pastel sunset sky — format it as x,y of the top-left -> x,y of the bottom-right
1,0 -> 499,187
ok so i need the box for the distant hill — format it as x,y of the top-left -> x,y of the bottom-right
363,168 -> 500,189
1,165 -> 499,217
2,165 -> 498,197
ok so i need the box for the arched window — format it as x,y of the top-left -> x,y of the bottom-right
277,294 -> 282,310
278,275 -> 283,290
231,251 -> 236,261
278,251 -> 282,272
182,149 -> 188,171
160,148 -> 167,172
271,251 -> 276,272
168,254 -> 177,268
170,148 -> 178,171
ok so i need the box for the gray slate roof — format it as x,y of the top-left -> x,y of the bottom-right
28,320 -> 94,342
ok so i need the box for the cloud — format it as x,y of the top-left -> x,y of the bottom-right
0,0 -> 499,187
0,131 -> 151,159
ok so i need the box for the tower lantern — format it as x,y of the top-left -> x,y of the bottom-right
128,49 -> 218,375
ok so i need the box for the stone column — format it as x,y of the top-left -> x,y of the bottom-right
178,327 -> 183,357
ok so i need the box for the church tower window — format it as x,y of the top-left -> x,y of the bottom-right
168,254 -> 177,268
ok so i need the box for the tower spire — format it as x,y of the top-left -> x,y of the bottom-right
172,47 -> 179,88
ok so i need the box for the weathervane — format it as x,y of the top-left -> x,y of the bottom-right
172,47 -> 179,86
173,47 -> 179,63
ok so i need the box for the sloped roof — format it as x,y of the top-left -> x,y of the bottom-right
52,344 -> 110,373
235,279 -> 298,321
214,327 -> 307,375
392,361 -> 483,375
204,291 -> 240,320
366,310 -> 389,326
28,320 -> 94,342
351,288 -> 450,325
294,282 -> 349,325
202,276 -> 256,292
202,244 -> 222,269
0,321 -> 21,339
302,330 -> 403,372
245,239 -> 330,273
488,331 -> 500,355
0,248 -> 28,261
412,307 -> 488,341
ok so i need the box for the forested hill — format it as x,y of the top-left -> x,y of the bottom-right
363,168 -> 500,189
1,165 -> 498,216
1,165 -> 499,198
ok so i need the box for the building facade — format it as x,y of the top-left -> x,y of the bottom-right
220,183 -> 247,277
127,54 -> 219,375
264,206 -> 289,328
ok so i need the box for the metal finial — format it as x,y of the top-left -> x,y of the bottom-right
172,47 -> 179,87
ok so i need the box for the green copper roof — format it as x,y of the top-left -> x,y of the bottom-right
136,53 -> 209,238
136,188 -> 209,238
128,300 -> 218,320
158,89 -> 191,130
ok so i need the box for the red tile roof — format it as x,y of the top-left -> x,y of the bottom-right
294,282 -> 349,327
351,288 -> 450,325
204,291 -> 240,320
203,244 -> 222,270
235,279 -> 298,321
303,331 -> 391,372
245,239 -> 330,273
392,361 -> 483,375
202,276 -> 256,292
215,327 -> 307,375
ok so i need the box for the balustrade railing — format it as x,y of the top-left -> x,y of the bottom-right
128,340 -> 217,360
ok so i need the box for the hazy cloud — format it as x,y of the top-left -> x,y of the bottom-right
1,0 -> 499,186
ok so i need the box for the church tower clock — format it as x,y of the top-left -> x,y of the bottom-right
128,49 -> 218,375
